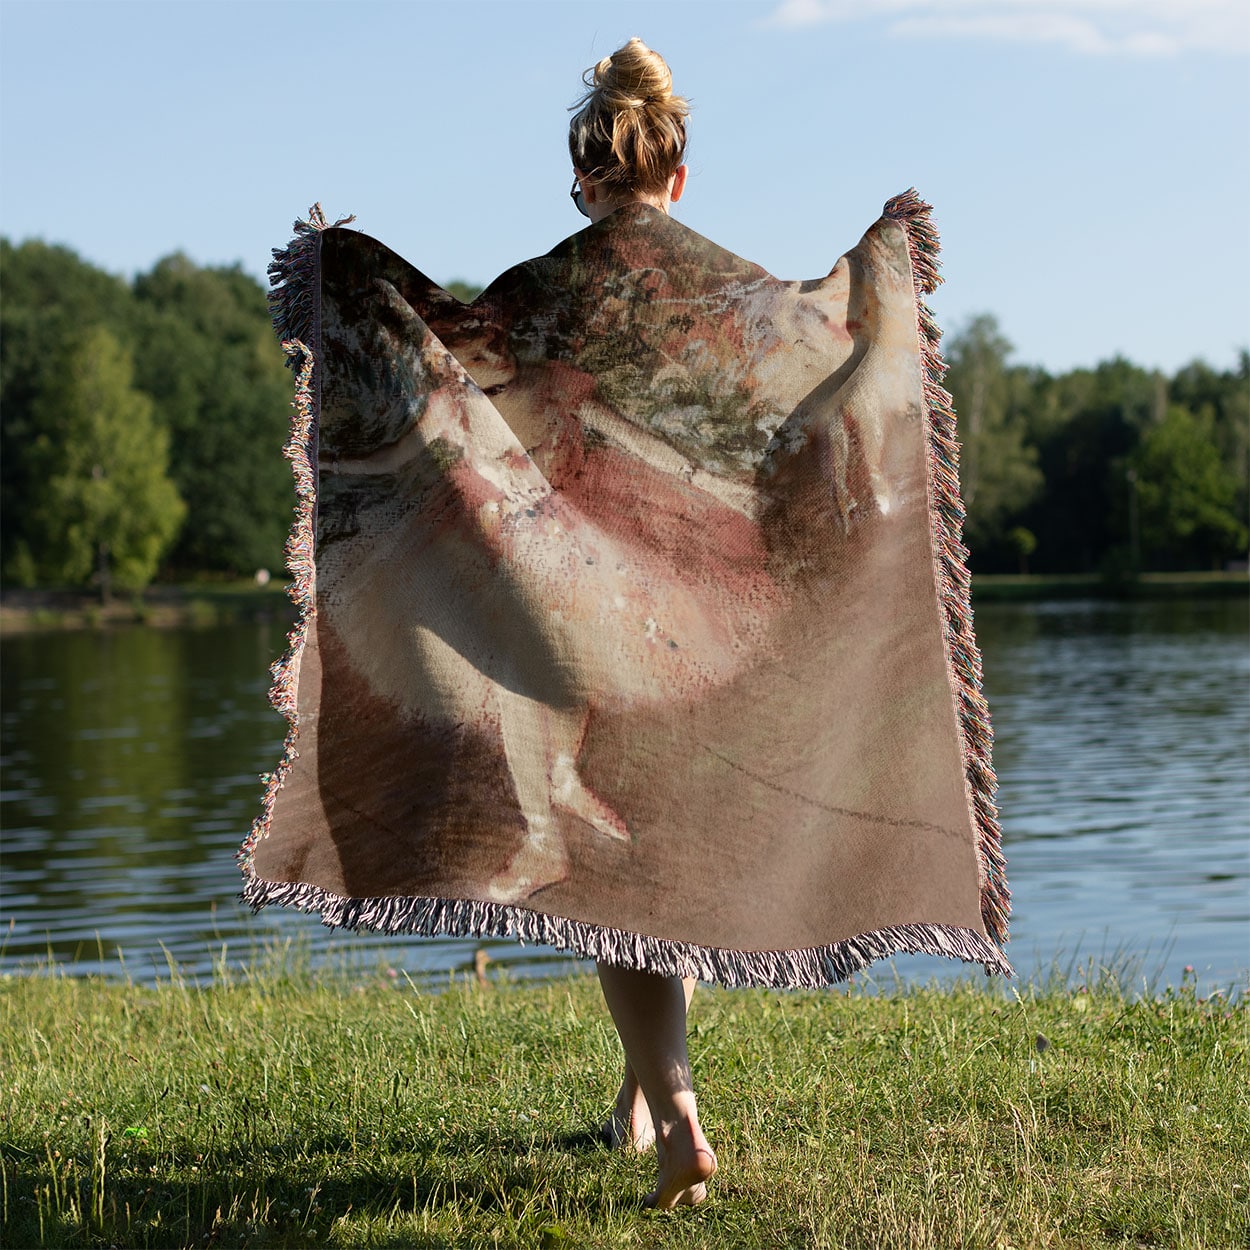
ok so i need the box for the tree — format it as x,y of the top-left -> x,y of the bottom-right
1169,353 -> 1250,539
26,328 -> 185,598
1021,357 -> 1161,573
1132,404 -> 1247,569
943,315 -> 1043,561
1007,526 -> 1037,575
132,256 -> 293,574
445,279 -> 484,303
1,239 -> 139,581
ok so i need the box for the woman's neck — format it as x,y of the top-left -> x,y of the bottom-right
586,194 -> 669,225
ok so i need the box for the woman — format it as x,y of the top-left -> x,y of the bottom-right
566,37 -> 718,1212
246,34 -> 1010,1219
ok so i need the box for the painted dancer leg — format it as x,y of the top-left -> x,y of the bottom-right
595,963 -> 717,1208
602,977 -> 696,1152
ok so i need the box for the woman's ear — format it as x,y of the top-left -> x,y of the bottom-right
575,168 -> 600,206
669,164 -> 688,203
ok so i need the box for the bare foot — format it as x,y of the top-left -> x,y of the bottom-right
602,1076 -> 655,1152
645,1118 -> 717,1210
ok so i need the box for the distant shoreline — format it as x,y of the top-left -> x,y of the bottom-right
0,582 -> 293,634
0,570 -> 1245,635
969,569 -> 1248,602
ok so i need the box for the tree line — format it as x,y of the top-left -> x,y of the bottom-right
1,238 -> 1245,596
2,240 -> 295,597
945,316 -> 1247,576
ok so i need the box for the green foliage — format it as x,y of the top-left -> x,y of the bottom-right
445,278 -> 485,303
1133,405 -> 1248,568
1,239 -> 291,584
131,255 -> 293,574
0,240 -> 139,582
1169,351 -> 1250,541
1029,357 -> 1165,573
1,969 -> 1245,1248
943,317 -> 1249,574
21,328 -> 185,596
944,315 -> 1043,552
1,235 -> 1245,586
1006,526 -> 1037,574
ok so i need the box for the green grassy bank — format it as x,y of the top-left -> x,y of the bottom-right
970,570 -> 1249,602
0,582 -> 293,634
2,966 -> 1245,1249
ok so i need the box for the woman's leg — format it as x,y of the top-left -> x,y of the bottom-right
596,963 -> 717,1208
603,977 -> 696,1151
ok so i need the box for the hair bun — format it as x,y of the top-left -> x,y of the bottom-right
594,36 -> 673,109
569,38 -> 689,196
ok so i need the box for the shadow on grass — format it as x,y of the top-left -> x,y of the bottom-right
6,1126 -> 632,1249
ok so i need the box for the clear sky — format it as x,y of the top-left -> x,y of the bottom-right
2,0 -> 1247,375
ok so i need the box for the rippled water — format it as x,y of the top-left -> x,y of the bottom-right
2,597 -> 1246,991
965,597 -> 1249,991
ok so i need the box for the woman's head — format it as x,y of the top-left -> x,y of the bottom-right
568,38 -> 688,202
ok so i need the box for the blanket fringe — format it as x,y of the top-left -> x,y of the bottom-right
883,189 -> 1011,949
241,872 -> 1013,987
266,204 -> 355,359
239,205 -> 348,876
236,342 -> 317,876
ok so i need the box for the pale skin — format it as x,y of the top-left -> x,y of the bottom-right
596,965 -> 717,1209
575,160 -> 718,1210
573,162 -> 688,224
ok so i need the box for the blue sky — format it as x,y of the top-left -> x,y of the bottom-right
2,0 -> 1246,374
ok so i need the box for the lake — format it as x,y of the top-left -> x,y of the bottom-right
2,597 -> 1247,993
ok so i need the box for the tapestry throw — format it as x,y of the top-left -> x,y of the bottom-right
239,191 -> 1012,987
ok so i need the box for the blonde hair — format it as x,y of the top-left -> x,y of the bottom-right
568,38 -> 689,198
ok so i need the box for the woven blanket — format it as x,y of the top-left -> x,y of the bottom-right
239,192 -> 1011,987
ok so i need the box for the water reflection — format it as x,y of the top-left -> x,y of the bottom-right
2,598 -> 1246,990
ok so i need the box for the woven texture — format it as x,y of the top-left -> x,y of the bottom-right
240,194 -> 1012,987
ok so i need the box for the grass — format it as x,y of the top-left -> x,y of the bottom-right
1,960 -> 1246,1249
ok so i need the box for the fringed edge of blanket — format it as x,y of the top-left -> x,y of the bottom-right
240,873 -> 1014,987
265,203 -> 355,351
236,340 -> 315,881
883,188 -> 1011,951
238,205 -> 344,883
